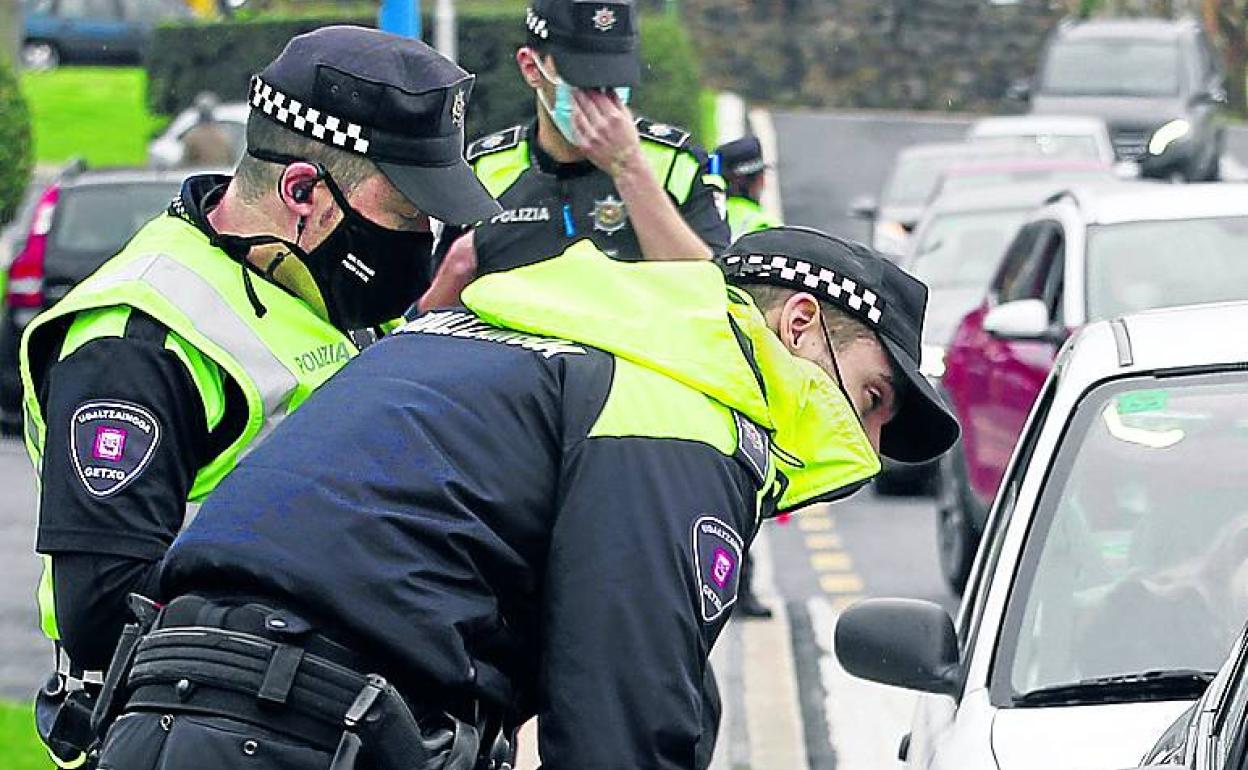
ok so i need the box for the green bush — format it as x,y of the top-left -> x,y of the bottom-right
145,7 -> 705,145
0,58 -> 34,226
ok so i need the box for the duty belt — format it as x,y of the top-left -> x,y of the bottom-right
98,595 -> 491,770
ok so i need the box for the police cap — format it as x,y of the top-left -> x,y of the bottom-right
715,136 -> 767,179
720,226 -> 960,464
251,25 -> 500,225
525,0 -> 640,88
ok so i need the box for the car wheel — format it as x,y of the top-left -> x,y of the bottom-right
20,41 -> 60,71
936,444 -> 980,595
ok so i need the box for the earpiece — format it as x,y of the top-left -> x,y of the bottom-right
292,184 -> 313,204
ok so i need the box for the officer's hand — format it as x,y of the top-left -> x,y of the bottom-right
574,89 -> 643,179
417,231 -> 477,313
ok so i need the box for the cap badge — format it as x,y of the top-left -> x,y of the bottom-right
451,89 -> 467,129
648,123 -> 673,138
592,6 -> 617,32
591,194 -> 628,234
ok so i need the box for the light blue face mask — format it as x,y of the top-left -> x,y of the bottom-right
533,57 -> 631,146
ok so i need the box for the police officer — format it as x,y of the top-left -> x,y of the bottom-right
92,228 -> 958,770
715,135 -> 781,240
420,0 -> 729,309
21,26 -> 498,767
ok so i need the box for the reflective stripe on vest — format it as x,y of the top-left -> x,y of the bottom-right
78,252 -> 299,443
22,214 -> 353,490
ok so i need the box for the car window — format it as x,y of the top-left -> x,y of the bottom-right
993,222 -> 1041,299
50,182 -> 179,257
119,0 -> 187,21
1086,217 -> 1248,322
1041,39 -> 1183,98
992,372 -> 1248,705
910,209 -> 1028,290
883,155 -> 957,207
58,0 -> 119,19
999,220 -> 1061,305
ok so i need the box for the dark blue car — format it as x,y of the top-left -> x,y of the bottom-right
21,0 -> 190,69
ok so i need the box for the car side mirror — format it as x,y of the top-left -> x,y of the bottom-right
848,195 -> 878,221
1006,79 -> 1032,103
834,598 -> 960,696
983,298 -> 1052,341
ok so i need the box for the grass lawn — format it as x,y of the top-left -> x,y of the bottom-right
19,67 -> 166,168
699,89 -> 719,149
0,700 -> 47,770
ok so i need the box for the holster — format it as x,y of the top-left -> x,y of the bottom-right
103,594 -> 492,770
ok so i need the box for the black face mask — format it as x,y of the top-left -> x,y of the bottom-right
246,148 -> 435,331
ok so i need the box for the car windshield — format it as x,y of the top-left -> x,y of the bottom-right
940,168 -> 1110,196
883,155 -> 969,207
910,209 -> 1028,289
50,182 -> 180,257
1041,39 -> 1182,97
1086,217 -> 1248,320
972,134 -> 1104,161
998,373 -> 1248,701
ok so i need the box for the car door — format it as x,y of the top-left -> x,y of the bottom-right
947,221 -> 1038,506
976,220 -> 1064,503
54,0 -> 127,61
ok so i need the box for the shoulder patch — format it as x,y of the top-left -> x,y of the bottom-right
693,516 -> 744,623
467,126 -> 525,162
636,117 -> 690,150
70,400 -> 162,498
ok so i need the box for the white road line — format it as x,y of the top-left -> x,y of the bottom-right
715,92 -> 748,145
809,596 -> 919,770
748,108 -> 785,221
741,525 -> 810,770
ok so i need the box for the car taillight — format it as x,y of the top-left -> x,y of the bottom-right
8,186 -> 57,313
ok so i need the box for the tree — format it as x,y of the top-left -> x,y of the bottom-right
1,0 -> 20,68
1203,0 -> 1248,115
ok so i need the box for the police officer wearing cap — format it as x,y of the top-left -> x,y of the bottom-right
421,0 -> 729,308
715,135 -> 781,240
20,26 -> 498,768
86,224 -> 955,770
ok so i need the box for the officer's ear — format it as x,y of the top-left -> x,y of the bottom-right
277,162 -> 323,219
776,291 -> 822,356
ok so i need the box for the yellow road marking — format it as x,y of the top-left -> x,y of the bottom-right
811,552 -> 852,572
831,594 -> 865,612
805,533 -> 842,550
797,516 -> 833,531
819,573 -> 865,594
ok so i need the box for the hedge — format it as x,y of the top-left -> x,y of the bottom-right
0,57 -> 33,226
145,7 -> 705,147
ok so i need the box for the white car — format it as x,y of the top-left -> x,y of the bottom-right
968,115 -> 1117,166
837,300 -> 1248,770
147,101 -> 249,168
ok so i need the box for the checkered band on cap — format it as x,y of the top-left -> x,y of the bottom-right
723,253 -> 884,325
526,7 -> 551,39
249,76 -> 371,155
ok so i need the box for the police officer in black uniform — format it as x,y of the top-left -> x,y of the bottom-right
90,225 -> 958,770
420,0 -> 729,309
22,26 -> 499,768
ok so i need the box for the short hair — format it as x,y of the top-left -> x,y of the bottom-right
233,111 -> 379,204
737,282 -> 877,351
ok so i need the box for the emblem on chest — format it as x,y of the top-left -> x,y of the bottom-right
591,194 -> 628,235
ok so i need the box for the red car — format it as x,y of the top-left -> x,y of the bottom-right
937,182 -> 1248,592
